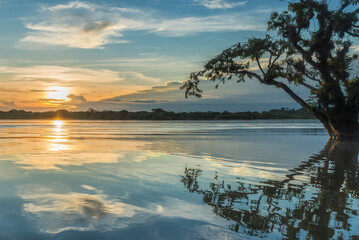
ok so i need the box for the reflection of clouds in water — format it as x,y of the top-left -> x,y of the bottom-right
193,225 -> 242,240
0,139 -> 151,170
19,185 -> 234,236
20,185 -> 142,234
48,142 -> 69,152
14,152 -> 121,170
151,197 -> 225,225
203,155 -> 288,183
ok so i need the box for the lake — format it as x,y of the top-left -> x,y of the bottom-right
0,120 -> 357,240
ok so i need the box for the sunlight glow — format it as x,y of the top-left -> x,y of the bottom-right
53,120 -> 65,127
49,143 -> 69,152
47,87 -> 70,101
49,120 -> 69,151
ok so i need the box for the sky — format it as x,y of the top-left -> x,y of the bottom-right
0,0 -> 352,112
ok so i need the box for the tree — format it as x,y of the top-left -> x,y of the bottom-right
181,0 -> 359,139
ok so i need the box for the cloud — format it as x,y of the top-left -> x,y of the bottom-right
31,89 -> 57,93
129,100 -> 159,103
21,1 -> 131,49
102,81 -> 183,104
0,87 -> 27,93
0,65 -> 124,84
72,76 -> 308,112
0,100 -> 16,107
351,45 -> 359,52
40,98 -> 64,102
195,0 -> 247,9
20,1 -> 265,48
118,71 -> 161,85
145,14 -> 263,37
0,65 -> 162,91
67,93 -> 87,104
83,55 -> 198,70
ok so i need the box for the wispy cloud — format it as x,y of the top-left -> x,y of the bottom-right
31,89 -> 57,93
351,45 -> 359,52
0,65 -> 160,86
0,65 -> 161,89
145,14 -> 263,37
103,81 -> 184,104
195,0 -> 247,9
0,100 -> 16,107
0,65 -> 123,84
118,71 -> 161,85
20,1 -> 265,49
77,55 -> 199,80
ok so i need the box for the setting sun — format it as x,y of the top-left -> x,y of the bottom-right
47,86 -> 70,101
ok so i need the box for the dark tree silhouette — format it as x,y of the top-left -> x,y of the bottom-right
180,139 -> 359,239
0,108 -> 314,120
181,0 -> 359,139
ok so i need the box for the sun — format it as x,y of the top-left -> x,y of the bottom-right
47,86 -> 70,101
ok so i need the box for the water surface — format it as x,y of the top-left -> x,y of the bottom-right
0,120 -> 357,239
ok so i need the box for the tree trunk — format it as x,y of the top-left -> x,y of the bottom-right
322,112 -> 359,139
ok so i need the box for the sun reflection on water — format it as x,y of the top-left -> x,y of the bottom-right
49,120 -> 69,151
53,120 -> 64,126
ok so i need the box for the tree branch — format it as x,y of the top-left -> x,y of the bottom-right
270,79 -> 313,113
256,56 -> 265,75
291,41 -> 318,68
300,81 -> 318,91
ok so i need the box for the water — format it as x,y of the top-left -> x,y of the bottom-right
0,120 -> 357,240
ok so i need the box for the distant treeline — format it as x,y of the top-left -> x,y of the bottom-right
0,108 -> 315,120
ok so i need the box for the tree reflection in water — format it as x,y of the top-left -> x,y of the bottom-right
180,140 -> 359,239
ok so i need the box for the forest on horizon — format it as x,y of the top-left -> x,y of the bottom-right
0,108 -> 314,120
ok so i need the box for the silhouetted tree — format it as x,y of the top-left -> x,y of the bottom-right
181,0 -> 359,139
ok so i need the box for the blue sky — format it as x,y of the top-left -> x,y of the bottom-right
0,0 -> 337,111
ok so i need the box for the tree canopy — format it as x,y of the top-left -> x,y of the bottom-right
181,0 -> 359,139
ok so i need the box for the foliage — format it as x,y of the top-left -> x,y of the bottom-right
181,0 -> 359,138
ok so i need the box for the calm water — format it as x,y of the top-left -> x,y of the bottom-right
0,120 -> 357,240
